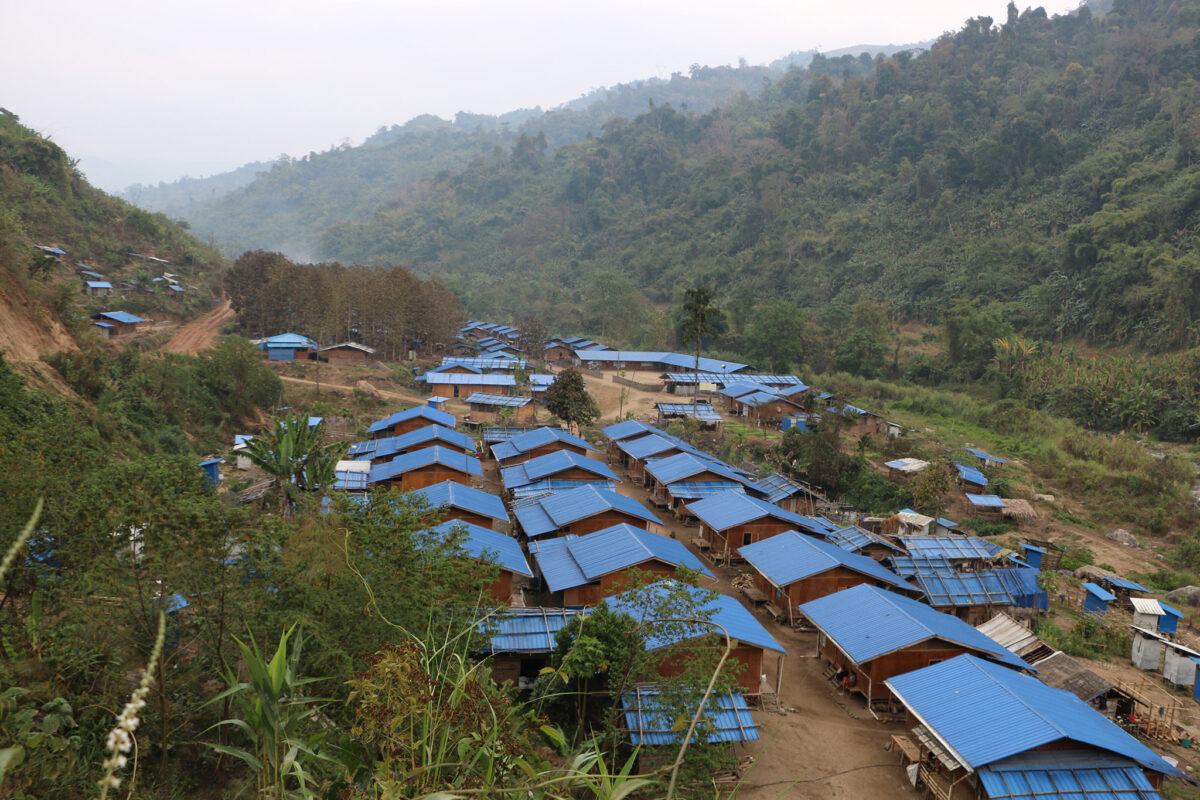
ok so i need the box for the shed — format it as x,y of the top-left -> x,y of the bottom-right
367,406 -> 457,439
349,425 -> 477,462
331,459 -> 370,491
528,523 -> 713,606
198,457 -> 222,488
965,493 -> 1008,517
483,607 -> 588,686
685,490 -> 807,563
1131,597 -> 1167,632
619,686 -> 759,746
885,655 -> 1182,797
512,484 -> 660,539
975,613 -> 1055,664
737,531 -> 918,625
953,461 -> 989,492
1130,626 -> 1164,671
91,311 -> 148,337
1020,543 -> 1048,570
603,580 -> 786,695
501,451 -> 620,492
965,447 -> 1008,467
1082,582 -> 1117,616
409,480 -> 509,529
83,280 -> 114,296
800,584 -> 1029,708
423,520 -> 531,603
366,446 -> 483,491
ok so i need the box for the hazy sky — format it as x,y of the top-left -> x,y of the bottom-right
3,0 -> 1081,191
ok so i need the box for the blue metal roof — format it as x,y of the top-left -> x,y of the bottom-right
367,447 -> 482,483
261,332 -> 316,347
466,392 -> 530,407
530,525 -> 712,592
954,461 -> 990,487
913,570 -> 1014,608
825,525 -> 902,553
618,434 -> 690,460
514,485 -> 660,537
441,356 -> 528,370
603,581 -> 786,654
666,372 -> 800,386
936,517 -> 959,530
793,515 -> 844,537
601,419 -> 662,442
978,751 -> 1160,800
367,406 -> 456,433
966,447 -> 1009,465
737,531 -> 915,592
85,280 -> 113,289
527,538 -> 587,591
93,321 -> 114,328
410,480 -> 508,523
685,490 -> 805,532
94,311 -> 146,324
332,468 -> 369,491
484,607 -> 588,653
621,687 -> 759,745
799,585 -> 1029,670
501,451 -> 619,489
575,350 -> 748,374
995,567 -> 1049,611
754,472 -> 826,504
425,520 -> 531,576
1082,582 -> 1117,602
1105,576 -> 1152,593
491,427 -> 594,459
426,373 -> 517,386
967,494 -> 1008,508
902,536 -> 997,561
366,425 -> 477,459
509,479 -> 616,500
885,655 -> 1184,776
666,481 -> 746,500
426,363 -> 483,375
719,382 -> 763,399
644,452 -> 748,487
889,555 -> 958,576
655,402 -> 723,422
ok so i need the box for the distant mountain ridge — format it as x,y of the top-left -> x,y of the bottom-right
120,43 -> 920,259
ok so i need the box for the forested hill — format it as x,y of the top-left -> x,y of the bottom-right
313,0 -> 1200,356
120,46 -> 907,260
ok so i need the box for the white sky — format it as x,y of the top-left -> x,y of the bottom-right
1,0 -> 1081,191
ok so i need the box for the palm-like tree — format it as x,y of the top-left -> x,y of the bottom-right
245,415 -> 346,512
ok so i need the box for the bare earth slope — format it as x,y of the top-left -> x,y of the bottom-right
162,298 -> 235,354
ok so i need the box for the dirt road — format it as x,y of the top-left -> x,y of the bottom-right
277,374 -> 419,402
162,298 -> 236,354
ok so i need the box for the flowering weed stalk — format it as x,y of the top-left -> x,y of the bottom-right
97,610 -> 166,800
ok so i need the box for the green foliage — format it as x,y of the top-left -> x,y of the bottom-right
244,415 -> 348,510
544,368 -> 600,427
1060,543 -> 1096,571
910,459 -> 955,518
1034,616 -> 1130,662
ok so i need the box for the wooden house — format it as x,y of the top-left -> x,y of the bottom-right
318,342 -> 375,362
800,585 -> 1029,709
410,480 -> 509,530
529,524 -> 714,607
347,424 -> 477,463
484,608 -> 586,686
466,393 -> 535,424
885,655 -> 1182,799
737,532 -> 918,625
616,434 -> 697,485
83,280 -> 114,296
642,453 -> 757,511
424,520 -> 531,603
604,581 -> 787,696
366,446 -> 482,491
601,420 -> 665,464
256,332 -> 316,360
366,406 -> 457,439
501,450 -> 620,494
684,490 -> 807,563
490,427 -> 596,466
426,372 -> 516,399
512,484 -> 660,539
91,311 -> 148,337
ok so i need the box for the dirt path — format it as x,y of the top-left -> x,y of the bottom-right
277,374 -> 419,402
162,298 -> 235,354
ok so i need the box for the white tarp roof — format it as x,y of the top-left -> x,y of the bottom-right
1130,597 -> 1165,616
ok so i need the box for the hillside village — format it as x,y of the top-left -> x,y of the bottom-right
157,314 -> 1200,799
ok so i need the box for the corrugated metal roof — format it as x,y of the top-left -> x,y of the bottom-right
621,687 -> 759,745
886,458 -> 929,472
1130,598 -> 1165,616
528,537 -> 588,591
685,490 -> 804,532
902,536 -> 997,561
888,555 -> 957,576
365,425 -> 477,458
666,373 -> 799,386
466,393 -> 531,407
94,310 -> 146,324
85,280 -> 113,289
427,363 -> 483,375
978,752 -> 1159,800
1082,582 -> 1117,602
441,356 -> 528,370
575,350 -> 748,373
884,654 -> 1183,776
975,614 -> 1053,661
719,382 -> 763,399
367,447 -> 482,483
799,585 -> 1029,670
793,515 -> 844,536
509,479 -> 615,500
644,452 -> 746,487
954,461 -> 989,487
966,447 -> 1008,465
425,520 -> 531,576
915,571 -> 1014,608
738,531 -> 914,592
426,373 -> 517,386
666,481 -> 746,500
479,426 -> 540,443
492,427 -> 594,457
603,580 -> 786,654
1105,576 -> 1152,593
411,480 -> 508,523
261,332 -> 315,346
967,494 -> 1008,508
754,472 -> 826,504
568,524 -> 712,581
618,434 -> 688,460
366,406 -> 456,433
515,485 -> 660,537
485,607 -> 588,653
501,451 -> 620,490
655,402 -> 723,422
601,420 -> 663,442
826,526 -> 901,553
